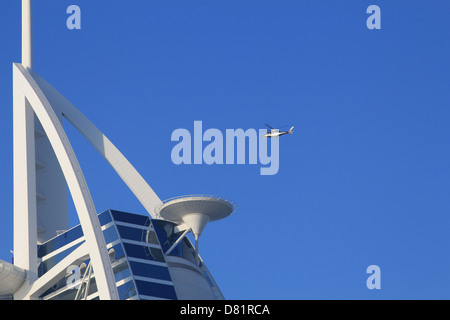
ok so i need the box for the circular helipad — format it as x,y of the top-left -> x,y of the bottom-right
155,195 -> 236,237
156,195 -> 236,222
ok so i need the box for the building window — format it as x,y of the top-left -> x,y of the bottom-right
135,280 -> 177,300
128,261 -> 172,281
122,243 -> 165,262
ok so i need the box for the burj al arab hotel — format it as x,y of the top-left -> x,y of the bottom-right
0,0 -> 236,300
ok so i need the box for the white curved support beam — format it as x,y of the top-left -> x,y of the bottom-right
13,63 -> 118,300
31,72 -> 163,217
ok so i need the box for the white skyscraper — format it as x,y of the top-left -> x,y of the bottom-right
0,0 -> 235,300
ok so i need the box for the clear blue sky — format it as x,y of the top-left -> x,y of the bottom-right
0,0 -> 449,299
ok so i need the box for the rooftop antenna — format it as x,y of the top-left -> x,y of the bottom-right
22,0 -> 32,70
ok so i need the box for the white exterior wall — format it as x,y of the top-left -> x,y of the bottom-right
0,260 -> 26,299
13,87 -> 38,289
165,256 -> 216,300
34,113 -> 69,243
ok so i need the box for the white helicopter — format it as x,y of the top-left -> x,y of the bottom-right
263,124 -> 294,138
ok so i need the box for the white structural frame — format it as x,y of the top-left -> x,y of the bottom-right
7,0 -> 232,301
13,63 -> 118,299
12,0 -> 163,300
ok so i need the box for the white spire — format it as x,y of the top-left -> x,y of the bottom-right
22,0 -> 32,70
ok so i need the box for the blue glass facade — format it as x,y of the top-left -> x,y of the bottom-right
37,209 -> 210,300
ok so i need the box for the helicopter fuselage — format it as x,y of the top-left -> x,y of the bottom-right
263,126 -> 294,138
